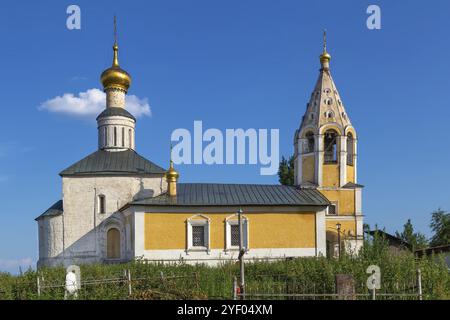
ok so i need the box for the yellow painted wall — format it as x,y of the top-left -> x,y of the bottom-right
326,220 -> 356,239
322,164 -> 339,187
346,165 -> 354,183
302,155 -> 315,183
319,190 -> 355,215
144,212 -> 316,250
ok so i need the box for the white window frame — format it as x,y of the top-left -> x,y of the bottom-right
225,214 -> 249,252
327,202 -> 339,216
186,214 -> 210,254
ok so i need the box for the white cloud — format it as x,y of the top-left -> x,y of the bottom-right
39,88 -> 151,118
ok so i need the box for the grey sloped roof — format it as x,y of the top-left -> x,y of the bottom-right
128,183 -> 330,207
342,182 -> 364,189
96,107 -> 136,121
60,150 -> 166,176
35,200 -> 63,221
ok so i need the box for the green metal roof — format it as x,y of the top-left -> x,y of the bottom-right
128,183 -> 330,207
60,150 -> 166,176
96,107 -> 136,121
35,200 -> 63,220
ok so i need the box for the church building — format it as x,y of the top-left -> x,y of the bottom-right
36,30 -> 363,267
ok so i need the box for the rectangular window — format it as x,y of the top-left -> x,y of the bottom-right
230,224 -> 240,247
98,195 -> 106,214
192,225 -> 205,247
328,204 -> 337,215
226,218 -> 249,251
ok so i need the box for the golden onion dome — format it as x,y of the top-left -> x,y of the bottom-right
100,43 -> 131,92
166,160 -> 179,182
320,51 -> 331,63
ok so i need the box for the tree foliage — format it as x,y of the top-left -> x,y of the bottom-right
429,208 -> 450,247
395,219 -> 428,251
278,155 -> 295,186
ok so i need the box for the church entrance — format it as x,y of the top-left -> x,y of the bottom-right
107,228 -> 121,259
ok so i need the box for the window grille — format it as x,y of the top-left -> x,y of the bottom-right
328,204 -> 337,215
231,224 -> 240,246
192,225 -> 205,247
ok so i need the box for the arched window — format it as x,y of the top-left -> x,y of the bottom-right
347,133 -> 354,165
98,195 -> 106,214
121,127 -> 125,147
113,127 -> 117,146
324,130 -> 338,163
107,228 -> 120,259
305,132 -> 315,153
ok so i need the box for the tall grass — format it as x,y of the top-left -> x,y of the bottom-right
0,237 -> 449,300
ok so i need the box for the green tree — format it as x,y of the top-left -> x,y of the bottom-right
430,208 -> 450,247
278,155 -> 295,186
395,219 -> 428,251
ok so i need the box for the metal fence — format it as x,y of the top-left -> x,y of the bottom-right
233,272 -> 423,300
34,270 -> 200,300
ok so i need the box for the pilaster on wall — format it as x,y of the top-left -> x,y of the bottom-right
315,209 -> 326,256
294,137 -> 302,185
134,211 -> 145,258
315,134 -> 323,186
339,135 -> 347,187
353,140 -> 358,183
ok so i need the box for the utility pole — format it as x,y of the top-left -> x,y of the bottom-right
336,222 -> 342,259
238,208 -> 245,299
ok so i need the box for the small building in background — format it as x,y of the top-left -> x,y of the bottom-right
367,230 -> 412,254
415,245 -> 450,269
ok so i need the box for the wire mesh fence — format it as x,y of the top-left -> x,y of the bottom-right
235,273 -> 422,300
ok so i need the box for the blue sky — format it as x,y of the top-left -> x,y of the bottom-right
0,0 -> 449,273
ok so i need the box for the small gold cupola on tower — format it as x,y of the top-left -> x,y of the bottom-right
100,16 -> 131,94
166,151 -> 179,197
319,30 -> 331,70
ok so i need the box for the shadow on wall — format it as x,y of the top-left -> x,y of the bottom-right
38,212 -> 132,268
132,178 -> 155,201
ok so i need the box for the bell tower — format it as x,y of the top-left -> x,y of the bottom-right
294,31 -> 363,255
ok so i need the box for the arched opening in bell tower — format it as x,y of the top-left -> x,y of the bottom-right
324,130 -> 338,163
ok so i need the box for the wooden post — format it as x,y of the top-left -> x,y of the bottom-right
417,269 -> 423,301
127,269 -> 132,296
37,276 -> 41,298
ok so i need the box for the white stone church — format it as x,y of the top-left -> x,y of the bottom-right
36,30 -> 363,267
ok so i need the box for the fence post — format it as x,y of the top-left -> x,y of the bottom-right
127,269 -> 132,297
37,276 -> 41,298
233,276 -> 237,300
417,269 -> 423,301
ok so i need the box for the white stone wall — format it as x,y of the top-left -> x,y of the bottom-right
106,89 -> 125,108
38,174 -> 166,267
37,215 -> 64,267
98,116 -> 135,151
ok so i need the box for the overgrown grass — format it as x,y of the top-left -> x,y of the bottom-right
1,238 -> 449,300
